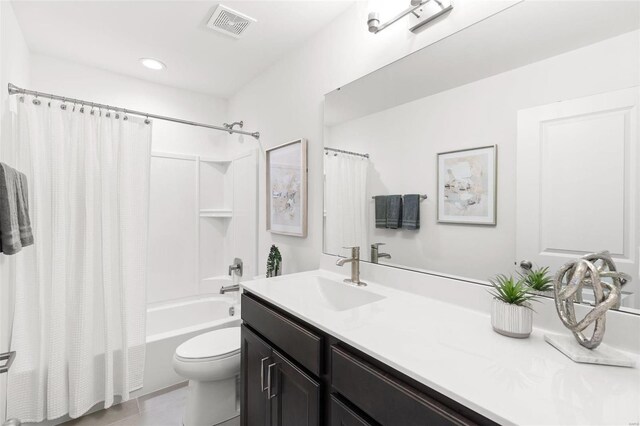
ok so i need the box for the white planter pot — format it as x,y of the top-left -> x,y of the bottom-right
491,298 -> 533,338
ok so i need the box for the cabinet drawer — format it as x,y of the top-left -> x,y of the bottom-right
331,395 -> 374,426
242,294 -> 322,376
331,346 -> 474,426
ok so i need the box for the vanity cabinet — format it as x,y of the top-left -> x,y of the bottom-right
241,324 -> 320,426
241,292 -> 495,426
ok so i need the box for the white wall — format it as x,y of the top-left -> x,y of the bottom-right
327,30 -> 640,282
29,54 -> 229,157
0,1 -> 31,421
229,0 -> 519,275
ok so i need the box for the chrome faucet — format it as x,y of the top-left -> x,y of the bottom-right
220,284 -> 240,294
371,243 -> 391,264
336,246 -> 366,286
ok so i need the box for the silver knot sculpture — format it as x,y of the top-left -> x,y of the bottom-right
553,251 -> 630,349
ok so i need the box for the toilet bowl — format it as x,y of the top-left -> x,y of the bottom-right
173,327 -> 241,426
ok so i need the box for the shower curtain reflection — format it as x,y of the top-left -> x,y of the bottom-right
324,152 -> 369,256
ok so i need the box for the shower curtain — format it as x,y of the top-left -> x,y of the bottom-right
324,152 -> 369,255
5,96 -> 151,422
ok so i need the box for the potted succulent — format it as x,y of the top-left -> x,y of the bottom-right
488,274 -> 538,338
518,266 -> 554,298
266,245 -> 282,278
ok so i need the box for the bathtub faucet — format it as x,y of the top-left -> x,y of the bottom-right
220,284 -> 240,294
228,258 -> 243,277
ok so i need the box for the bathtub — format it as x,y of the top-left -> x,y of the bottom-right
134,294 -> 242,398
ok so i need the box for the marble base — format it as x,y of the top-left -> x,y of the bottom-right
544,334 -> 636,368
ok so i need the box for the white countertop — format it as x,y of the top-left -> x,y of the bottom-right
241,269 -> 640,426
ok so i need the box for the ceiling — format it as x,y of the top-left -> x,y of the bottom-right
12,0 -> 355,98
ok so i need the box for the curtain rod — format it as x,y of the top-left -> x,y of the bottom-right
7,83 -> 260,139
324,147 -> 369,158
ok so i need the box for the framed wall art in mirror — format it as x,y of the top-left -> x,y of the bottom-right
437,145 -> 497,225
266,139 -> 308,237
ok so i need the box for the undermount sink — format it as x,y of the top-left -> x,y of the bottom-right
272,275 -> 386,312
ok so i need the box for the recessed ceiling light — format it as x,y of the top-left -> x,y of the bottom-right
139,58 -> 166,71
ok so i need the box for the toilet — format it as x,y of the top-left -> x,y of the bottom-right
173,327 -> 241,426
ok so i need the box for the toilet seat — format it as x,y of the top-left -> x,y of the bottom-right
176,327 -> 241,362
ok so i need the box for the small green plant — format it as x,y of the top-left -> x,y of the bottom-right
488,274 -> 538,307
266,245 -> 282,278
519,266 -> 553,292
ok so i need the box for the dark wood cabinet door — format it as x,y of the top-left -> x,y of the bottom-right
241,325 -> 272,426
269,349 -> 321,426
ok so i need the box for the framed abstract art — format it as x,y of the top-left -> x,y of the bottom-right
437,145 -> 497,225
266,139 -> 308,237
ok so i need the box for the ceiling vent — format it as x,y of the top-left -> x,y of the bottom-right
207,4 -> 257,39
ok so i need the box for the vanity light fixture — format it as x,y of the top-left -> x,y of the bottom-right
367,0 -> 453,34
139,58 -> 166,71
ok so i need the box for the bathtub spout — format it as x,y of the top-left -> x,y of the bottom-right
220,284 -> 240,294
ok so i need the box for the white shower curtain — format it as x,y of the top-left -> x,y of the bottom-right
6,96 -> 151,422
324,153 -> 369,255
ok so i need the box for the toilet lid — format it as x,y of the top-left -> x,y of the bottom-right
176,327 -> 241,360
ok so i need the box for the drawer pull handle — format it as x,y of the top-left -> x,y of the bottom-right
260,357 -> 270,392
267,363 -> 278,399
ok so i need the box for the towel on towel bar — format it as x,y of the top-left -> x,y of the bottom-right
16,172 -> 34,246
374,196 -> 387,229
402,194 -> 420,230
386,195 -> 403,229
0,163 -> 33,254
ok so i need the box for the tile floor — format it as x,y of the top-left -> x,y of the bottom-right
61,383 -> 240,426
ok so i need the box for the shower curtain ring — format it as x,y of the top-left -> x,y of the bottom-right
80,104 -> 85,114
144,115 -> 150,125
32,91 -> 41,106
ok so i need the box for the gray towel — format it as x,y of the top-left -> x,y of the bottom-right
0,163 -> 21,254
402,194 -> 420,230
16,172 -> 33,246
386,195 -> 403,229
374,196 -> 387,228
0,163 -> 33,255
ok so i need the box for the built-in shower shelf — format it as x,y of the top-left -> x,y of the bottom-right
200,209 -> 233,218
200,156 -> 232,164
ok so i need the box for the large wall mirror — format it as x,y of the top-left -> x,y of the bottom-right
323,0 -> 640,314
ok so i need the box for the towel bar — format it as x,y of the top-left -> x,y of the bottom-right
371,194 -> 427,200
0,351 -> 16,374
